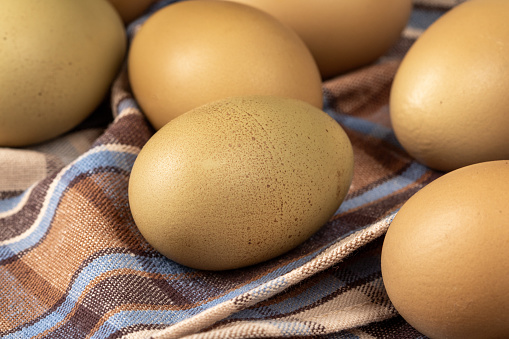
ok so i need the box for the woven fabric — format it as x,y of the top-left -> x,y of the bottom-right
0,1 -> 462,338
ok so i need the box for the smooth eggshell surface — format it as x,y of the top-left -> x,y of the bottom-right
128,96 -> 354,271
381,160 -> 509,339
390,0 -> 509,172
128,0 -> 323,130
214,0 -> 412,78
0,0 -> 126,147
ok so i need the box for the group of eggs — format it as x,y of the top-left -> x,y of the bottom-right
1,0 -> 508,338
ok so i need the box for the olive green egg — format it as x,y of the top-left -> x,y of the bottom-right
128,96 -> 354,271
0,0 -> 126,147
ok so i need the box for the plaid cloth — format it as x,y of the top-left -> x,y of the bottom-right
0,1 -> 465,338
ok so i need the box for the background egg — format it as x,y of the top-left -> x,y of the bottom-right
128,96 -> 354,271
0,0 -> 126,147
213,0 -> 412,79
390,0 -> 509,172
128,0 -> 323,130
381,160 -> 509,339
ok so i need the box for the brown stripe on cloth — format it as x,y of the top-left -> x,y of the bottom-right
0,258 -> 63,332
32,271 -> 193,339
0,179 -> 51,242
355,316 -> 426,339
18,171 -> 149,289
1,248 -> 175,337
323,60 -> 401,124
152,217 -> 393,339
95,111 -> 152,149
181,239 -> 396,338
0,190 -> 25,200
0,171 -> 148,331
97,69 -> 154,149
345,130 -> 411,194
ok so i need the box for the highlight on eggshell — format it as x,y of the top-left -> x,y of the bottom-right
390,0 -> 509,172
127,0 -> 323,130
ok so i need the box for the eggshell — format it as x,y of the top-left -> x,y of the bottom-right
128,0 -> 323,130
390,0 -> 509,172
128,96 -> 354,271
213,0 -> 412,78
381,160 -> 509,339
0,0 -> 126,147
107,0 -> 157,23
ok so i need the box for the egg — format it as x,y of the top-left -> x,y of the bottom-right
127,0 -> 323,130
381,160 -> 509,339
0,0 -> 126,147
128,96 -> 354,271
213,0 -> 412,79
107,0 -> 157,23
390,0 -> 509,172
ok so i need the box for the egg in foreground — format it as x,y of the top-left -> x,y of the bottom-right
381,160 -> 509,339
129,96 -> 354,271
128,0 -> 323,130
390,0 -> 509,172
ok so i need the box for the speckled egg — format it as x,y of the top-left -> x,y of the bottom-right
128,96 -> 354,271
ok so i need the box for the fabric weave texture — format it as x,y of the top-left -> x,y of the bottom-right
0,1 -> 464,338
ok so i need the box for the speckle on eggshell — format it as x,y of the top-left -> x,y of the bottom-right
128,96 -> 354,271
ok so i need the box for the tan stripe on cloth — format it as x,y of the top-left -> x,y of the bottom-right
0,128 -> 102,193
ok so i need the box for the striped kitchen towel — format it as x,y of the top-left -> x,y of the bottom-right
0,1 -> 463,338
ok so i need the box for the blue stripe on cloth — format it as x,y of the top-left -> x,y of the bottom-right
408,8 -> 446,30
90,310 -> 186,339
6,251 -> 332,338
229,253 -> 382,320
324,107 -> 401,148
117,97 -> 140,114
2,253 -> 197,339
88,278 -> 291,338
337,162 -> 428,214
0,188 -> 32,213
0,150 -> 138,260
230,274 -> 346,319
78,256 -> 344,337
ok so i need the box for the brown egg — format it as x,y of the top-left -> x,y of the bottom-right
213,0 -> 412,79
128,96 -> 354,271
107,0 -> 156,24
128,0 -> 323,130
390,0 -> 509,172
0,0 -> 126,147
381,160 -> 509,339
